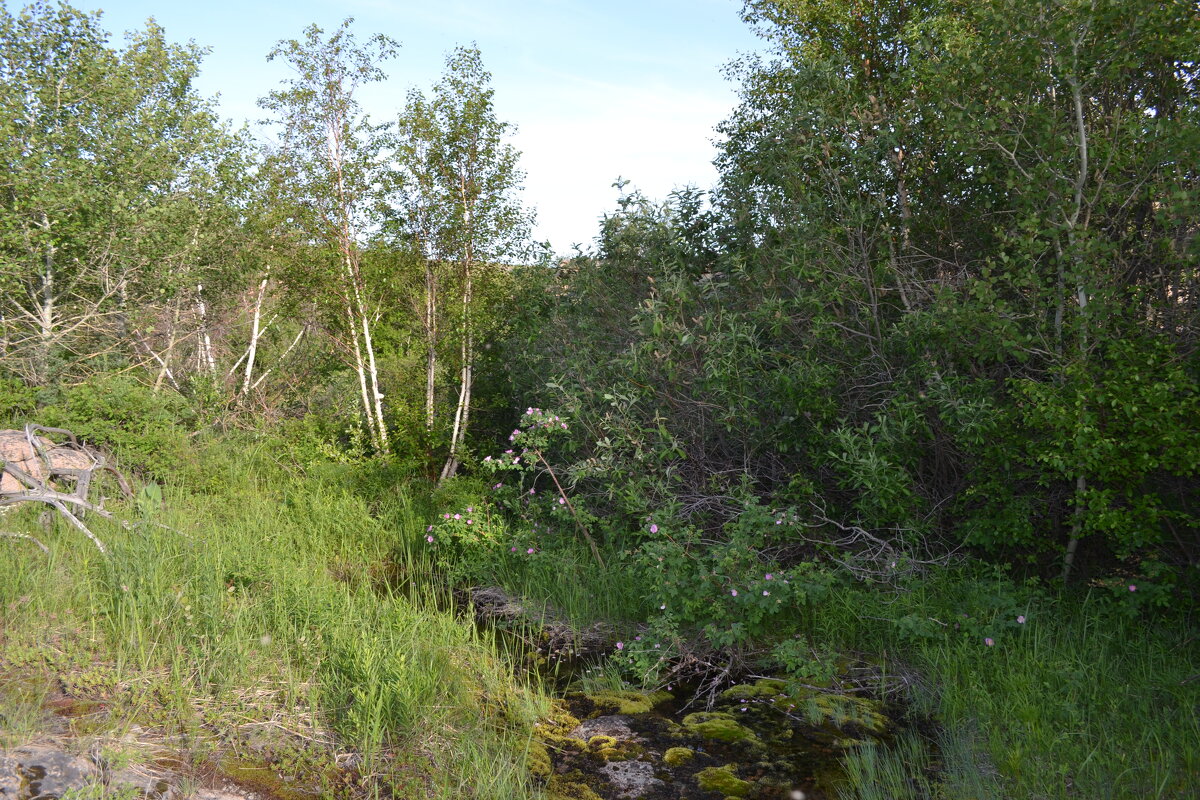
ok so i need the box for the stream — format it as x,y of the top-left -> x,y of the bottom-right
463,587 -> 901,800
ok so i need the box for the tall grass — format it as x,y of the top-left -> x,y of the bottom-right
821,574 -> 1199,800
0,436 -> 545,800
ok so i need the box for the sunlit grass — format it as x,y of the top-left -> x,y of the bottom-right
0,437 -> 546,800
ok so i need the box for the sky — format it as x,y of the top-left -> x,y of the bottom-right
45,0 -> 768,254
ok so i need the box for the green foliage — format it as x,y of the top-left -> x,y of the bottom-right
0,1 -> 248,387
0,375 -> 37,422
39,375 -> 191,479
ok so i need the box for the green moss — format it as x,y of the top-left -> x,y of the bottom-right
546,776 -> 604,800
681,712 -> 759,744
585,734 -> 644,761
695,765 -> 753,797
719,679 -> 787,701
792,690 -> 890,736
526,740 -> 552,779
535,700 -> 586,750
663,746 -> 694,767
584,689 -> 672,715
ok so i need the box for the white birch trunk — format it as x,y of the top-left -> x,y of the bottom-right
196,283 -> 217,376
240,272 -> 270,396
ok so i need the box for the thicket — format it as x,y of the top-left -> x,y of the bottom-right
509,0 -> 1199,604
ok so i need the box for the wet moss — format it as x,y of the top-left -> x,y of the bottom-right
681,712 -> 759,744
579,689 -> 672,716
663,746 -> 694,767
695,764 -> 753,797
585,734 -> 643,761
720,679 -> 787,701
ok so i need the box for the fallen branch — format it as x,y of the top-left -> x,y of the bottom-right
0,424 -> 137,555
0,531 -> 50,555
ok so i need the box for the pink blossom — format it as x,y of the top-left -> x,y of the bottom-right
1129,584 -> 1137,592
763,590 -> 770,596
764,573 -> 773,580
731,589 -> 738,597
558,497 -> 566,505
1017,615 -> 1026,624
466,519 -> 473,525
426,535 -> 434,543
530,488 -> 536,494
649,523 -> 658,534
527,548 -> 535,554
511,546 -> 517,552
615,641 -> 624,650
985,637 -> 994,647
453,514 -> 461,520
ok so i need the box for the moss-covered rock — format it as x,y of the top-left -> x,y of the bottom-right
720,678 -> 788,701
790,690 -> 890,737
663,746 -> 694,767
695,764 -> 753,797
584,734 -> 643,761
681,711 -> 759,744
579,689 -> 673,716
546,775 -> 604,800
535,700 -> 587,751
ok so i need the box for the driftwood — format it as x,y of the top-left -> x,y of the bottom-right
0,424 -> 133,554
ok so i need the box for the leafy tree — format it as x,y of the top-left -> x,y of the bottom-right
513,0 -> 1199,593
391,46 -> 533,479
0,1 -> 246,387
258,19 -> 398,454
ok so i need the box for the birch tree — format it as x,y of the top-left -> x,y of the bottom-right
258,19 -> 396,454
393,46 -> 532,479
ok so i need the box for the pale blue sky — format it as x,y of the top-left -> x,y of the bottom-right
20,0 -> 767,253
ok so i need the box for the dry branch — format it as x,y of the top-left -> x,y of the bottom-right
0,424 -> 135,554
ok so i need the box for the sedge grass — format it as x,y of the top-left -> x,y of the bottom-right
819,573 -> 1199,800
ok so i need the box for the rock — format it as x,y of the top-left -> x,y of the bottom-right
0,744 -> 99,799
107,766 -> 175,798
569,715 -> 639,742
599,760 -> 663,799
